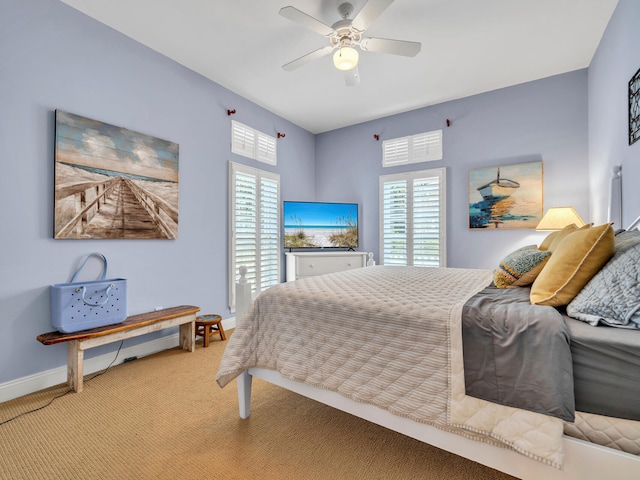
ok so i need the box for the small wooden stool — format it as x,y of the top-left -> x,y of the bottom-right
195,314 -> 226,347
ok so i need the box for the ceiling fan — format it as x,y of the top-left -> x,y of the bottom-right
280,0 -> 421,86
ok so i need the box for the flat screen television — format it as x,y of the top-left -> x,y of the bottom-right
283,201 -> 358,249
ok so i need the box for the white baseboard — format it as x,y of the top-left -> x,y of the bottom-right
0,317 -> 236,403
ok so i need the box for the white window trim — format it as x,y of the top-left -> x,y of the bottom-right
231,120 -> 277,165
228,161 -> 280,312
379,167 -> 446,267
382,130 -> 443,167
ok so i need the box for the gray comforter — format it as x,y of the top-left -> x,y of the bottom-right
462,286 -> 575,422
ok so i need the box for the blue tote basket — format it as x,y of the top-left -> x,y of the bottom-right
50,253 -> 127,333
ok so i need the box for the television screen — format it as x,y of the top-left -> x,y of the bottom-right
283,201 -> 358,249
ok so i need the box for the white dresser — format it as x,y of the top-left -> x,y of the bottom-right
285,251 -> 368,282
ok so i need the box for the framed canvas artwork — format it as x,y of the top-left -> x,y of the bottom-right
468,161 -> 543,229
54,110 -> 179,239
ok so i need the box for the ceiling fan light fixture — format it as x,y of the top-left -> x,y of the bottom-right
333,46 -> 359,71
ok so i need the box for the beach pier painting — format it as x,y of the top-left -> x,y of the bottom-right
54,111 -> 179,239
468,161 -> 543,229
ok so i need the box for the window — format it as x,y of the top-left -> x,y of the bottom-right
379,168 -> 446,267
229,161 -> 280,311
231,120 -> 277,165
382,130 -> 443,167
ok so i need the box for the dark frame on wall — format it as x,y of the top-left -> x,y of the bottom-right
629,67 -> 640,146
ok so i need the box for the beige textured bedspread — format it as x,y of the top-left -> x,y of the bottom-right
216,266 -> 565,468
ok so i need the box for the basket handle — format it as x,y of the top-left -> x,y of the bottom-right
76,284 -> 114,307
70,253 -> 108,283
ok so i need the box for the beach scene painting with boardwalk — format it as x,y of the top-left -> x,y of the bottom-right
54,111 -> 179,239
468,161 -> 543,229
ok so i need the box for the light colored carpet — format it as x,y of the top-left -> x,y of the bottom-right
0,332 -> 516,479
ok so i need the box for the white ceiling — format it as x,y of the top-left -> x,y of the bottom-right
59,0 -> 618,134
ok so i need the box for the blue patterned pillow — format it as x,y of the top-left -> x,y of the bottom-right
493,245 -> 551,289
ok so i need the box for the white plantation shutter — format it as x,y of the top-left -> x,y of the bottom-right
231,120 -> 277,165
412,130 -> 443,163
412,176 -> 442,266
382,137 -> 410,167
256,131 -> 277,165
381,180 -> 408,265
234,172 -> 258,286
231,121 -> 256,159
229,162 -> 280,311
382,130 -> 442,167
259,177 -> 279,288
379,168 -> 446,267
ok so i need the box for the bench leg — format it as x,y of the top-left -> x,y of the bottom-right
67,341 -> 83,393
179,320 -> 195,352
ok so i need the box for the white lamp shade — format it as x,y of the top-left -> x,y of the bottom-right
536,207 -> 586,231
333,47 -> 359,71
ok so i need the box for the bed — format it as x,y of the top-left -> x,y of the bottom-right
216,224 -> 640,480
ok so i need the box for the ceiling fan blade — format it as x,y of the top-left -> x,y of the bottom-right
360,37 -> 421,57
282,45 -> 334,71
351,0 -> 395,32
344,67 -> 361,87
279,6 -> 334,36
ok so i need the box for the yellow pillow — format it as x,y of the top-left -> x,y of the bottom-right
538,231 -> 558,251
546,223 -> 582,252
530,223 -> 614,307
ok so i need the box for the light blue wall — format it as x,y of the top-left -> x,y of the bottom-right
315,71 -> 590,269
0,0 -> 315,386
588,0 -> 640,228
0,0 -> 631,394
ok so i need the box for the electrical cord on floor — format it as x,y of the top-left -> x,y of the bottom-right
0,340 -> 124,426
84,340 -> 124,382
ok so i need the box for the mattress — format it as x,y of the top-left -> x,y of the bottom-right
564,315 -> 640,421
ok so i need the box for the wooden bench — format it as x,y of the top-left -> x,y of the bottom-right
37,305 -> 200,393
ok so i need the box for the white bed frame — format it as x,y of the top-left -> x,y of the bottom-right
232,271 -> 640,480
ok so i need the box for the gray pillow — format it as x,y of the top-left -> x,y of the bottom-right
566,230 -> 640,328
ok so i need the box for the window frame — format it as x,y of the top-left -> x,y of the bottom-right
379,167 -> 447,267
382,130 -> 443,167
228,161 -> 281,311
231,120 -> 277,165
